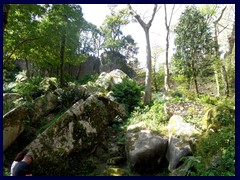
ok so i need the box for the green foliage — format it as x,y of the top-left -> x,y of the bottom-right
76,73 -> 99,85
196,94 -> 218,105
3,167 -> 10,176
39,77 -> 58,92
112,78 -> 143,114
100,51 -> 135,77
172,5 -> 214,93
188,125 -> 235,176
209,105 -> 234,127
12,75 -> 43,101
128,102 -> 168,135
58,86 -> 90,110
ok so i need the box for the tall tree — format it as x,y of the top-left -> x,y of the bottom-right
164,4 -> 175,93
3,4 -> 46,77
201,4 -> 234,96
128,4 -> 158,105
173,6 -> 214,94
40,4 -> 85,87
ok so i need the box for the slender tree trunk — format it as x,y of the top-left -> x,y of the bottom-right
192,60 -> 199,94
193,74 -> 199,94
3,4 -> 10,31
60,30 -> 66,87
214,70 -> 220,96
25,58 -> 30,78
77,64 -> 81,79
213,6 -> 227,97
221,65 -> 229,97
152,54 -> 158,92
164,4 -> 174,93
144,28 -> 152,104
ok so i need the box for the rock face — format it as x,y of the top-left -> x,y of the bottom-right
25,95 -> 126,175
126,128 -> 168,173
30,92 -> 59,123
3,105 -> 27,151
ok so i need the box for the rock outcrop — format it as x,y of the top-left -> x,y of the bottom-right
30,92 -> 59,123
25,94 -> 127,175
3,105 -> 27,151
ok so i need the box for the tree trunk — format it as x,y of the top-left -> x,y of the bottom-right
25,58 -> 30,78
128,4 -> 158,105
193,74 -> 199,94
214,70 -> 220,96
77,64 -> 81,79
144,28 -> 152,105
3,4 -> 10,31
192,60 -> 199,94
164,4 -> 174,93
152,54 -> 158,92
221,65 -> 229,97
60,30 -> 66,87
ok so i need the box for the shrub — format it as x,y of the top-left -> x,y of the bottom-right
127,102 -> 168,136
58,86 -> 90,110
188,125 -> 235,176
112,78 -> 143,114
12,76 -> 44,101
196,94 -> 218,105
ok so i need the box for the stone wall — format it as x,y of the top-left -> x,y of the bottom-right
164,101 -> 205,117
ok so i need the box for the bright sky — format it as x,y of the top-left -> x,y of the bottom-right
80,4 -> 182,68
80,4 -> 234,68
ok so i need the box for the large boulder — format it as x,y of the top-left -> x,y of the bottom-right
166,115 -> 200,172
166,135 -> 192,172
126,126 -> 168,174
3,105 -> 27,151
25,95 -> 126,175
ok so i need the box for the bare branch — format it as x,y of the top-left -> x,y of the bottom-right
214,6 -> 227,24
168,4 -> 175,27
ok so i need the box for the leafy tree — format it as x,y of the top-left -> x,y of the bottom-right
173,5 -> 214,94
3,4 -> 46,77
40,4 -> 85,87
101,7 -> 138,61
99,7 -> 138,76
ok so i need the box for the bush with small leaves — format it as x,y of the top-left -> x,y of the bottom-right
112,78 -> 143,114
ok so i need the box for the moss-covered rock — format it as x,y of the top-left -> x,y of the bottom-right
30,92 -> 59,123
25,95 -> 126,175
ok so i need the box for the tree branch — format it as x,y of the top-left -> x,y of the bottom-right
214,6 -> 227,24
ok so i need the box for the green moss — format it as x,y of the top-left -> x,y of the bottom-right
104,166 -> 128,176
